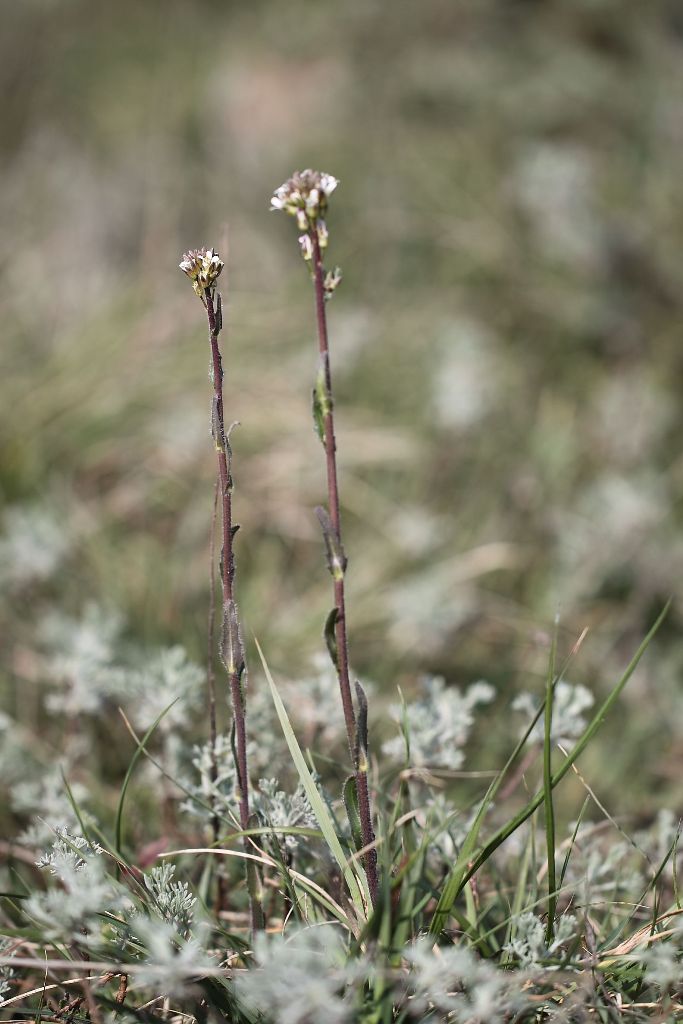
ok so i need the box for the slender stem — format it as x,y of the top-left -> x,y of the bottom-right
207,477 -> 219,826
204,288 -> 262,932
310,232 -> 379,906
207,476 -> 226,912
543,622 -> 558,943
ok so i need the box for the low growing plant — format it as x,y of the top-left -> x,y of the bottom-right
0,171 -> 679,1023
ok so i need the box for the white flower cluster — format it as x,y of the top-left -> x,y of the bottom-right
512,679 -> 594,748
383,675 -> 495,771
271,169 -> 338,262
179,247 -> 224,298
270,169 -> 338,228
253,778 -> 316,851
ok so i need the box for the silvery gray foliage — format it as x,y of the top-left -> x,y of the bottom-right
512,679 -> 594,748
0,504 -> 72,588
11,772 -> 90,846
637,928 -> 683,992
0,938 -> 15,999
253,778 -> 316,851
405,938 -> 520,1022
281,653 -> 375,750
504,912 -> 578,968
242,683 -> 285,775
40,603 -> 128,716
415,791 -> 472,872
143,863 -> 196,939
132,918 -> 215,999
635,808 -> 680,870
27,829 -> 125,943
125,645 -> 204,734
0,712 -> 34,787
383,676 -> 495,771
236,926 -> 361,1024
560,823 -> 643,903
181,733 -> 238,824
38,605 -> 204,732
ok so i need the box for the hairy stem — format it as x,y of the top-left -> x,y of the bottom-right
207,476 -> 226,912
310,232 -> 379,906
204,288 -> 262,932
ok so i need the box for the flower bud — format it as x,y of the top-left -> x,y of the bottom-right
323,267 -> 342,301
270,169 -> 339,228
298,233 -> 314,263
179,247 -> 224,298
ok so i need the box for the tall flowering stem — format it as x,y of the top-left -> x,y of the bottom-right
271,172 -> 379,906
179,248 -> 263,932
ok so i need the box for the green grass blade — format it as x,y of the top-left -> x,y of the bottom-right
255,637 -> 368,920
430,602 -> 668,934
115,698 -> 180,856
543,616 -> 558,943
461,602 -> 669,893
60,768 -> 91,841
429,694 -> 548,935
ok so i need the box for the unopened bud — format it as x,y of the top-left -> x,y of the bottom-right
323,267 -> 342,301
179,247 -> 224,298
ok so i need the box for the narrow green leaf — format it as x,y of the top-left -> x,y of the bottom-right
312,360 -> 332,445
60,768 -> 91,842
115,699 -> 180,857
343,776 -> 363,853
543,617 -> 558,944
255,637 -> 368,919
430,603 -> 668,934
324,606 -> 340,672
316,506 -> 347,581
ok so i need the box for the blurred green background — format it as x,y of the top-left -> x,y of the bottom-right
1,0 -> 682,819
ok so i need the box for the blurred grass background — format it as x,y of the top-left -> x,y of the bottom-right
1,0 -> 682,819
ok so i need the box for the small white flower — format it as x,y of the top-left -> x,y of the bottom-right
179,247 -> 224,298
270,169 -> 339,226
317,219 -> 329,249
298,233 -> 314,262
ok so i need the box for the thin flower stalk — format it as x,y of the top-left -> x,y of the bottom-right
206,476 -> 226,912
271,172 -> 379,905
179,248 -> 262,931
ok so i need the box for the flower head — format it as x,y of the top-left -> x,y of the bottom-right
179,248 -> 224,298
270,170 -> 338,227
